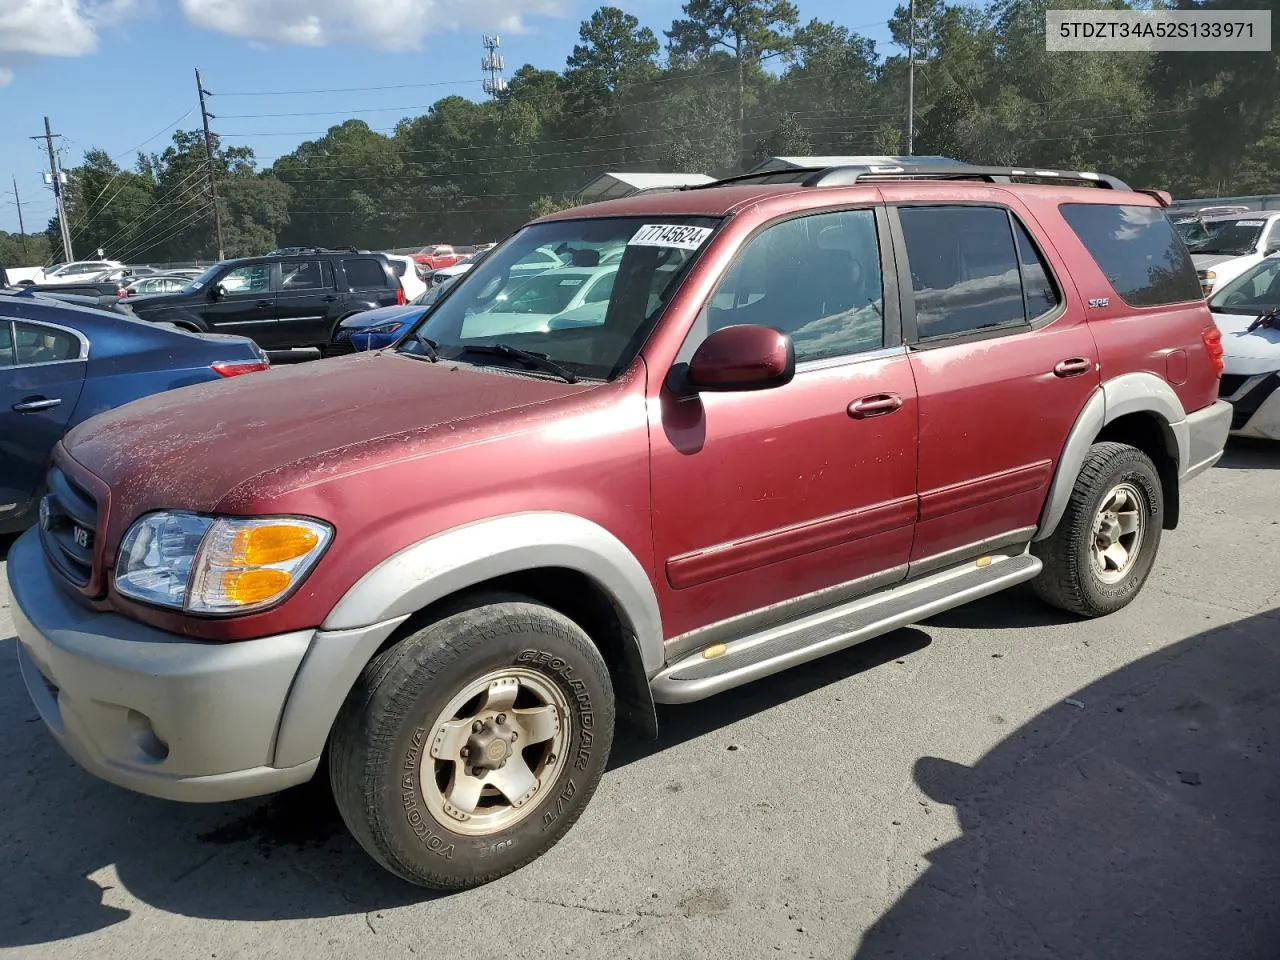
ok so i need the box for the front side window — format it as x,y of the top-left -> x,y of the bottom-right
899,205 -> 1027,339
701,208 -> 885,362
1060,202 -> 1203,307
220,264 -> 272,294
401,216 -> 719,380
14,321 -> 81,364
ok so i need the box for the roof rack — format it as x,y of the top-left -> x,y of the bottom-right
268,245 -> 363,255
690,164 -> 1133,193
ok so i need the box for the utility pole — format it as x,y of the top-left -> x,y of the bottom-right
482,35 -> 507,98
33,117 -> 74,262
906,0 -> 915,156
8,176 -> 27,256
196,67 -> 225,261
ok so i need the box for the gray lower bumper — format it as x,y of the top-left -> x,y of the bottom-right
1181,399 -> 1233,482
6,528 -> 406,803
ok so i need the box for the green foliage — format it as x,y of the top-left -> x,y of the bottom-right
41,2 -> 1280,263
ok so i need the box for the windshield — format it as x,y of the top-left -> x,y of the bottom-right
1190,219 -> 1268,256
183,264 -> 223,293
1208,257 -> 1280,313
1174,218 -> 1209,246
399,216 -> 719,380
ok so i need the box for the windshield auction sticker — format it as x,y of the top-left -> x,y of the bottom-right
1046,9 -> 1270,51
628,224 -> 714,250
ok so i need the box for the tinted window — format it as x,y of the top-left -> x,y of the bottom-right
704,209 -> 885,362
389,260 -> 407,277
14,322 -> 81,364
1014,220 -> 1061,319
280,260 -> 328,290
342,258 -> 389,289
0,321 -> 14,367
1060,203 -> 1203,307
899,206 -> 1024,338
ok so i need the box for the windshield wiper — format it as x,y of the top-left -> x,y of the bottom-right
402,333 -> 439,362
455,343 -> 579,383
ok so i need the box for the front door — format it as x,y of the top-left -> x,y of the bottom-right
649,206 -> 920,648
883,194 -> 1101,562
0,319 -> 87,525
276,259 -> 337,348
201,262 -> 279,346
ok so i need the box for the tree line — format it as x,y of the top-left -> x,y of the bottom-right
2,0 -> 1276,268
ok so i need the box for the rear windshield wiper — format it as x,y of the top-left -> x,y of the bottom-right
455,343 -> 579,383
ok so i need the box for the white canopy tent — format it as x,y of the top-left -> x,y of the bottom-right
575,172 -> 716,205
746,155 -> 963,175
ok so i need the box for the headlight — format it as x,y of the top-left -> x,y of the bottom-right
115,511 -> 332,614
367,320 -> 407,335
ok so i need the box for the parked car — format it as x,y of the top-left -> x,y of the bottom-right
327,288 -> 438,355
0,292 -> 268,533
24,277 -> 129,305
384,254 -> 428,301
123,274 -> 197,297
1188,212 -> 1280,296
412,244 -> 465,270
118,249 -> 406,350
1172,215 -> 1210,249
7,163 -> 1230,892
425,248 -> 490,288
1206,255 -> 1280,440
33,260 -> 123,284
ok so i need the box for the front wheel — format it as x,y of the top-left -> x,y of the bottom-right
329,593 -> 615,889
1032,442 -> 1165,618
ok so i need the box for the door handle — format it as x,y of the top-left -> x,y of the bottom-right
254,299 -> 274,308
1053,357 -> 1092,378
321,295 -> 338,302
13,397 -> 62,412
848,393 -> 904,418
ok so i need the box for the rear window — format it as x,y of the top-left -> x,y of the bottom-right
1059,203 -> 1202,307
389,260 -> 407,277
341,258 -> 389,289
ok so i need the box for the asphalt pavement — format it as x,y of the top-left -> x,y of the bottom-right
1,440 -> 1278,960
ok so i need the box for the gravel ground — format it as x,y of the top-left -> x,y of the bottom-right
1,439 -> 1277,960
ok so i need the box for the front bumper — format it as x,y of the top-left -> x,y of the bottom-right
7,528 -> 406,802
1221,372 -> 1280,441
1180,399 -> 1233,481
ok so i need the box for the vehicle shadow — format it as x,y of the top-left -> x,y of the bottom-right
0,625 -> 932,946
853,608 -> 1280,960
1217,436 -> 1279,470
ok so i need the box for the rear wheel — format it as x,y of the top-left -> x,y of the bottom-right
329,593 -> 615,889
1032,442 -> 1164,618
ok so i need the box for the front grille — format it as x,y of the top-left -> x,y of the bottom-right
1228,373 -> 1280,430
39,466 -> 100,587
324,329 -> 356,357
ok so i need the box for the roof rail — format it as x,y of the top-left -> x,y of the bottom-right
691,164 -> 1133,192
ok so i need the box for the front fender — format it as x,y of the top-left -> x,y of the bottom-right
321,511 -> 665,676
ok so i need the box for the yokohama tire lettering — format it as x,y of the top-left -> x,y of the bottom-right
399,730 -> 456,859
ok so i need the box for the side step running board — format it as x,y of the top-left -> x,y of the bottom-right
650,551 -> 1042,704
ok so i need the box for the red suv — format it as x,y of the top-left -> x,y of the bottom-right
8,164 -> 1231,890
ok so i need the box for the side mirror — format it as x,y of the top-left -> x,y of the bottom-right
209,283 -> 227,300
676,324 -> 796,394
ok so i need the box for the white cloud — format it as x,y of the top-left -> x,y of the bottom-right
0,0 -> 138,83
179,0 -> 565,52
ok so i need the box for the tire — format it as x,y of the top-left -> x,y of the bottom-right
1032,441 -> 1164,618
329,592 -> 615,890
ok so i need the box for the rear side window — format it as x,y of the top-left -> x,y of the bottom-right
898,205 -> 1026,339
342,258 -> 389,289
280,260 -> 330,291
1060,203 -> 1202,307
14,321 -> 81,364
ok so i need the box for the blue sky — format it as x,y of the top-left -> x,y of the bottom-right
0,0 -> 906,236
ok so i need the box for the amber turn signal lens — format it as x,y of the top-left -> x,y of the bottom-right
230,524 -> 321,565
219,568 -> 293,605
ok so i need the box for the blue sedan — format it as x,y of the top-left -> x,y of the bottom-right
0,290 -> 269,533
327,284 -> 451,355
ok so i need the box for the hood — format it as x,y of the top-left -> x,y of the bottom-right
1210,309 -> 1280,374
61,350 -> 594,515
339,304 -> 423,330
1191,253 -> 1238,270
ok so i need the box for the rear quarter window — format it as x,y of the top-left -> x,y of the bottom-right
341,258 -> 390,289
1060,203 -> 1203,307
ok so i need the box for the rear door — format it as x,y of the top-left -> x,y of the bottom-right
0,319 -> 88,523
883,191 -> 1100,564
275,258 -> 336,348
340,256 -> 398,309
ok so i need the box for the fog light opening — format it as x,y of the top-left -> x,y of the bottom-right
127,710 -> 170,762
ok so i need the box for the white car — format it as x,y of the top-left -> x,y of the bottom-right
463,265 -> 617,337
1207,255 -> 1280,440
1190,213 -> 1280,297
384,254 -> 427,301
34,260 -> 123,284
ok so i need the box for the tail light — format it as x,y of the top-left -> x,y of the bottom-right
1201,325 -> 1224,377
212,359 -> 271,378
396,286 -> 407,305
